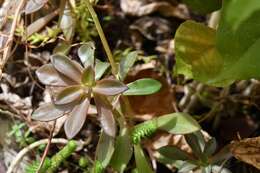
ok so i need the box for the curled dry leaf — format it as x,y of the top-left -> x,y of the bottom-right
230,137 -> 260,170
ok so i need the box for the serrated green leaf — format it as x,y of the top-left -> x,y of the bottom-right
118,51 -> 138,80
182,0 -> 221,14
78,42 -> 95,67
134,144 -> 154,173
123,78 -> 161,96
157,113 -> 201,134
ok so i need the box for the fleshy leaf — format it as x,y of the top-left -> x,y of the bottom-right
118,51 -> 138,80
55,85 -> 83,105
78,42 -> 95,68
181,0 -> 221,14
24,0 -> 48,14
81,66 -> 95,86
94,94 -> 116,137
123,78 -> 161,96
157,113 -> 201,134
53,41 -> 71,55
95,59 -> 110,80
51,54 -> 82,83
64,97 -> 89,139
93,79 -> 128,96
158,146 -> 192,161
36,64 -> 75,86
134,144 -> 154,173
96,131 -> 115,168
110,128 -> 133,172
32,103 -> 64,121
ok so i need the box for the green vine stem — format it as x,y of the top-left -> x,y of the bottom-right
85,0 -> 117,75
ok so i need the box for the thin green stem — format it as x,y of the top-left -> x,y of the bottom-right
85,0 -> 117,75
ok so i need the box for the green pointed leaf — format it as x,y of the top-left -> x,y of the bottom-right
158,146 -> 192,161
118,51 -> 138,80
51,54 -> 82,83
78,42 -> 95,67
134,144 -> 154,173
32,103 -> 64,121
54,86 -> 83,105
96,131 -> 115,168
123,78 -> 161,96
110,128 -> 133,172
182,0 -> 221,14
95,59 -> 110,80
64,97 -> 89,139
93,79 -> 128,96
157,113 -> 201,134
81,66 -> 95,86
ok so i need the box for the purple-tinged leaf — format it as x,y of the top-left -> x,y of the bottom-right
64,97 -> 90,139
32,103 -> 64,121
94,94 -> 116,137
24,0 -> 48,14
81,66 -> 95,86
93,79 -> 128,96
54,85 -> 83,105
51,54 -> 82,83
36,64 -> 75,86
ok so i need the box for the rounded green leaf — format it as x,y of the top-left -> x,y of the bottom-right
123,78 -> 161,96
81,66 -> 95,86
157,113 -> 201,134
93,79 -> 128,96
54,85 -> 83,105
95,59 -> 110,80
118,51 -> 138,80
78,42 -> 95,67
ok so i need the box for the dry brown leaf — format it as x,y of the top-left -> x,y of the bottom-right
120,0 -> 189,19
230,137 -> 260,170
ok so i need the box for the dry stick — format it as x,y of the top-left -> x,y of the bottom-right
36,120 -> 57,173
85,0 -> 117,75
6,138 -> 69,173
0,0 -> 26,79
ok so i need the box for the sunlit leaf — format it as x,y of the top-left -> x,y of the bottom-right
123,78 -> 161,96
64,97 -> 89,139
78,42 -> 95,67
118,51 -> 138,80
24,0 -> 48,14
55,86 -> 83,105
134,144 -> 154,173
96,131 -> 115,168
94,94 -> 116,137
51,54 -> 82,83
60,3 -> 75,41
93,79 -> 128,96
82,66 -> 95,86
158,146 -> 192,161
95,59 -> 110,80
110,128 -> 133,172
157,113 -> 201,134
181,0 -> 221,14
32,103 -> 64,121
36,64 -> 75,86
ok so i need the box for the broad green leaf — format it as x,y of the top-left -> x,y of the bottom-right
110,128 -> 133,172
64,97 -> 89,139
157,113 -> 201,134
54,85 -> 83,105
123,78 -> 161,96
95,59 -> 110,80
158,146 -> 192,161
134,144 -> 154,173
51,54 -> 82,83
118,51 -> 138,80
81,66 -> 95,86
78,42 -> 95,67
96,131 -> 115,168
60,3 -> 75,41
175,0 -> 260,87
93,79 -> 128,96
182,0 -> 221,14
32,103 -> 64,121
36,64 -> 75,86
94,94 -> 116,137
